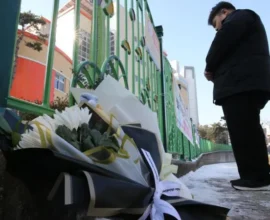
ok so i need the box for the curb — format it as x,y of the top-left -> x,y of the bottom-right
172,151 -> 235,177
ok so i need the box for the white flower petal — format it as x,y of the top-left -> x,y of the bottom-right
17,104 -> 92,150
43,115 -> 56,130
33,117 -> 51,130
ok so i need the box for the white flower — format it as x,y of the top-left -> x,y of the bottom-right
16,105 -> 92,150
53,105 -> 91,130
18,123 -> 50,149
33,115 -> 56,131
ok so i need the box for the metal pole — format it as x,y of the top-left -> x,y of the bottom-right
72,0 -> 81,73
136,2 -> 141,94
156,25 -> 167,152
141,2 -> 146,90
43,0 -> 60,107
96,3 -> 106,81
131,0 -> 135,94
90,0 -> 98,81
124,0 -> 128,76
106,16 -> 110,59
69,0 -> 81,105
0,0 -> 21,107
116,0 -> 120,76
188,140 -> 192,161
190,117 -> 194,159
150,58 -> 153,108
181,132 -> 185,160
157,64 -> 163,138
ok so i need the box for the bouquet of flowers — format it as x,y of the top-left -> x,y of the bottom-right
0,76 -> 229,219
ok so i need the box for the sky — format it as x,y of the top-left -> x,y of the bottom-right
21,0 -> 270,125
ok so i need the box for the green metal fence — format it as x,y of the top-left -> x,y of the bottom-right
0,0 -> 231,160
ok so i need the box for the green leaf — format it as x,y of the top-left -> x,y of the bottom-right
11,132 -> 21,147
80,124 -> 92,138
111,136 -> 120,148
70,140 -> 81,150
103,132 -> 110,139
90,117 -> 108,134
100,140 -> 119,151
99,139 -> 113,147
71,128 -> 78,141
81,136 -> 95,152
0,115 -> 12,134
56,125 -> 80,150
90,129 -> 102,146
97,132 -> 120,151
98,132 -> 109,144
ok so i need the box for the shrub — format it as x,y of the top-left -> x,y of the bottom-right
19,96 -> 69,121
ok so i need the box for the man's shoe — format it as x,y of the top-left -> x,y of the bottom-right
231,179 -> 270,191
230,165 -> 270,184
230,179 -> 241,184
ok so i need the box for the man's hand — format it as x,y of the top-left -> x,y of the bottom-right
204,71 -> 214,82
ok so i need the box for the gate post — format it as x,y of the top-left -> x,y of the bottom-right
0,0 -> 21,108
42,0 -> 60,107
156,25 -> 168,152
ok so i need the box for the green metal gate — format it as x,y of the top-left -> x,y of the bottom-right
0,0 -> 231,160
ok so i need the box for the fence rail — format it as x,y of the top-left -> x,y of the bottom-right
0,0 -> 231,161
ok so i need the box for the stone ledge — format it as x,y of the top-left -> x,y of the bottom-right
172,151 -> 235,177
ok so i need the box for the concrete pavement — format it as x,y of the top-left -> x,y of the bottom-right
180,163 -> 270,220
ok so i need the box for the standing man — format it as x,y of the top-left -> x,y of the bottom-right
205,2 -> 270,190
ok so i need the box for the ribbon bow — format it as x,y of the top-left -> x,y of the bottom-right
139,149 -> 181,220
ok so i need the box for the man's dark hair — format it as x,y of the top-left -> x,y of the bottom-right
208,1 -> 236,25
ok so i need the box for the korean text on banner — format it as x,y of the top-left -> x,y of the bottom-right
195,128 -> 200,147
172,77 -> 194,144
145,12 -> 161,70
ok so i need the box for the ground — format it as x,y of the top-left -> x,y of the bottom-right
180,163 -> 270,220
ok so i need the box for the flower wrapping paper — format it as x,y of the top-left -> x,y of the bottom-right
0,76 -> 230,219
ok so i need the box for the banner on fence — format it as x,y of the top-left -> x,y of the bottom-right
145,12 -> 161,70
172,77 -> 193,144
195,128 -> 200,147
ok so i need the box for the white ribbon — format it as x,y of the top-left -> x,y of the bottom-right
80,93 -> 98,107
139,149 -> 182,220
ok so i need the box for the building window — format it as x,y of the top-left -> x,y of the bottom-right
78,29 -> 91,87
78,29 -> 91,63
110,32 -> 115,56
55,72 -> 65,92
107,32 -> 115,74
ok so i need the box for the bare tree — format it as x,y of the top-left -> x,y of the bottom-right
198,121 -> 229,144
